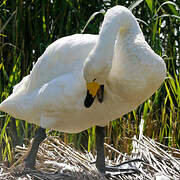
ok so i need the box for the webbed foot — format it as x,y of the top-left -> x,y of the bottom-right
105,159 -> 143,175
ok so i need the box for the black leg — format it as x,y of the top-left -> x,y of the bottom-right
95,126 -> 105,174
95,126 -> 142,175
24,127 -> 46,169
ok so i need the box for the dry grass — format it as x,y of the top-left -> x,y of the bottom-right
0,132 -> 179,180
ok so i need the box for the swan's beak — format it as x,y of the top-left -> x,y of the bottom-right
84,82 -> 104,108
84,82 -> 100,108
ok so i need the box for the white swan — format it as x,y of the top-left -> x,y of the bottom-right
0,5 -> 166,174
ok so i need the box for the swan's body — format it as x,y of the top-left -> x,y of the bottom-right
0,6 -> 166,134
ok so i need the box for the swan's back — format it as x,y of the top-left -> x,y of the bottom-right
23,34 -> 97,93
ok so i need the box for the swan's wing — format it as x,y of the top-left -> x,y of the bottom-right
0,69 -> 85,128
15,34 -> 97,94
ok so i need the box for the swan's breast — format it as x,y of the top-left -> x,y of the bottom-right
107,36 -> 166,107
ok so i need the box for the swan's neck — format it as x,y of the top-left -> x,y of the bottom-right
94,20 -> 120,64
94,9 -> 141,63
83,6 -> 142,84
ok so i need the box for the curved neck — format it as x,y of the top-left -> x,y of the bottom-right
94,18 -> 119,62
93,8 -> 141,63
83,6 -> 143,84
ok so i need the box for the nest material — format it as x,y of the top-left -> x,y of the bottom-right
0,135 -> 180,180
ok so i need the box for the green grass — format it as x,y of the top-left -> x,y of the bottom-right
0,0 -> 179,165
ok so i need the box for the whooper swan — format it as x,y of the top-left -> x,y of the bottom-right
0,5 -> 166,174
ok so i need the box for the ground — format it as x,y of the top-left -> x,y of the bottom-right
0,134 -> 180,180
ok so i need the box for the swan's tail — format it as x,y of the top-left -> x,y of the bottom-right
0,93 -> 21,118
0,85 -> 40,126
0,74 -> 31,116
0,100 -> 7,113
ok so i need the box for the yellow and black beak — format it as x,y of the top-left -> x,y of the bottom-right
84,82 -> 104,108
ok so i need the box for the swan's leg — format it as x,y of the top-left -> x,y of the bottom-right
95,126 -> 142,175
96,126 -> 106,173
24,127 -> 46,169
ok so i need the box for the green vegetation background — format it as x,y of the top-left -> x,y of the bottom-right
0,0 -> 179,164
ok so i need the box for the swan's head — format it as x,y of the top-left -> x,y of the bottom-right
83,50 -> 111,108
83,53 -> 111,84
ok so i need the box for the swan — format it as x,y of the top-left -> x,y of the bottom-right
0,5 -> 166,174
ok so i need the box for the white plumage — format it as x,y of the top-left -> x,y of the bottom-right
0,6 -> 166,133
